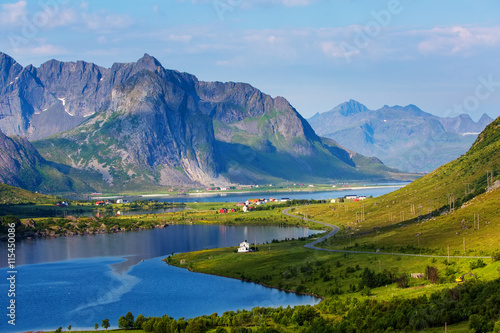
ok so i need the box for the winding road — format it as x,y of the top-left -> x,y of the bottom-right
282,207 -> 491,259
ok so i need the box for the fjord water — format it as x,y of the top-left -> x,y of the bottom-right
0,225 -> 322,332
142,185 -> 406,203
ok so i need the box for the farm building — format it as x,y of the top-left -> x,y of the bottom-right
238,241 -> 251,253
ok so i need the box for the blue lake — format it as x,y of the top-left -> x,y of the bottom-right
0,225 -> 323,332
128,184 -> 406,204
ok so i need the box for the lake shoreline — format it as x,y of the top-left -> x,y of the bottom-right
137,185 -> 405,199
164,255 -> 325,305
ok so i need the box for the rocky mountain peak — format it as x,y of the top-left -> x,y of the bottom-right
136,53 -> 163,72
478,113 -> 494,127
333,99 -> 369,116
0,52 -> 23,88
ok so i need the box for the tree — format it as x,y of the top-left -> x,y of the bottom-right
396,274 -> 409,288
67,325 -> 72,331
55,327 -> 62,333
102,319 -> 110,331
118,316 -> 129,330
94,323 -> 99,331
426,266 -> 439,284
469,314 -> 494,333
134,314 -> 146,329
493,320 -> 500,333
125,312 -> 134,329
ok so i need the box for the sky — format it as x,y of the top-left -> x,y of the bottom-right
1,0 -> 499,121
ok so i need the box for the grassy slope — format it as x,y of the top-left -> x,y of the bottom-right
0,183 -> 57,205
170,238 -> 499,300
290,117 -> 500,256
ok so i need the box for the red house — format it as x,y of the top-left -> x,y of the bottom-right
219,208 -> 228,214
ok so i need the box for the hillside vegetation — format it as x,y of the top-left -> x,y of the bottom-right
294,116 -> 500,255
0,183 -> 57,205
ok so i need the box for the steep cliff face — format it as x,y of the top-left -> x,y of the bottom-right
0,52 -> 171,140
0,53 -> 56,136
196,81 -> 321,156
1,53 -> 402,190
35,66 -> 222,189
0,129 -> 91,192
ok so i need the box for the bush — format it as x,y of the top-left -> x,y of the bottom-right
469,314 -> 494,333
492,251 -> 500,262
396,274 -> 409,288
426,266 -> 439,284
470,259 -> 487,270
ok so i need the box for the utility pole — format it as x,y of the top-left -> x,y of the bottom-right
463,237 -> 466,254
464,183 -> 471,195
362,204 -> 365,222
487,170 -> 494,188
447,245 -> 450,264
448,194 -> 455,213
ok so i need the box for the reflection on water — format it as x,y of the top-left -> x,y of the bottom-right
0,225 -> 322,332
0,225 -> 321,268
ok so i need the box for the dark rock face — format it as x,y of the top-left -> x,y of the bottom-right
0,129 -> 43,189
1,52 -> 399,190
0,52 -> 170,140
308,100 -> 494,172
0,129 -> 91,192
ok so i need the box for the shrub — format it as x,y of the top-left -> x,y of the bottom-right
470,259 -> 487,270
426,266 -> 439,284
396,274 -> 409,288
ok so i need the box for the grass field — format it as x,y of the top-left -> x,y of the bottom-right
293,186 -> 500,256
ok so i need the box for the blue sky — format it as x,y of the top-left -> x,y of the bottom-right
1,0 -> 499,120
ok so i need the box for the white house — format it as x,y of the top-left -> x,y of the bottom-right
238,241 -> 251,253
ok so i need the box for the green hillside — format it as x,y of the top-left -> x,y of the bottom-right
294,116 -> 500,255
0,183 -> 57,205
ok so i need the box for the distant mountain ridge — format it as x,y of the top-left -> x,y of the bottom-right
308,100 -> 493,172
0,129 -> 91,192
0,52 -> 408,192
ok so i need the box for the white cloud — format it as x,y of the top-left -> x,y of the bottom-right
166,34 -> 193,43
45,8 -> 78,28
416,26 -> 500,55
12,43 -> 68,56
192,0 -> 318,7
97,36 -> 108,45
80,1 -> 89,11
82,12 -> 134,31
0,0 -> 27,26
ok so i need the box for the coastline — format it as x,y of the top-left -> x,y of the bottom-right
164,256 -> 325,305
140,185 -> 405,199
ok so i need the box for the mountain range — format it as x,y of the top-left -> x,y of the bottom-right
308,100 -> 493,172
0,53 -> 407,192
